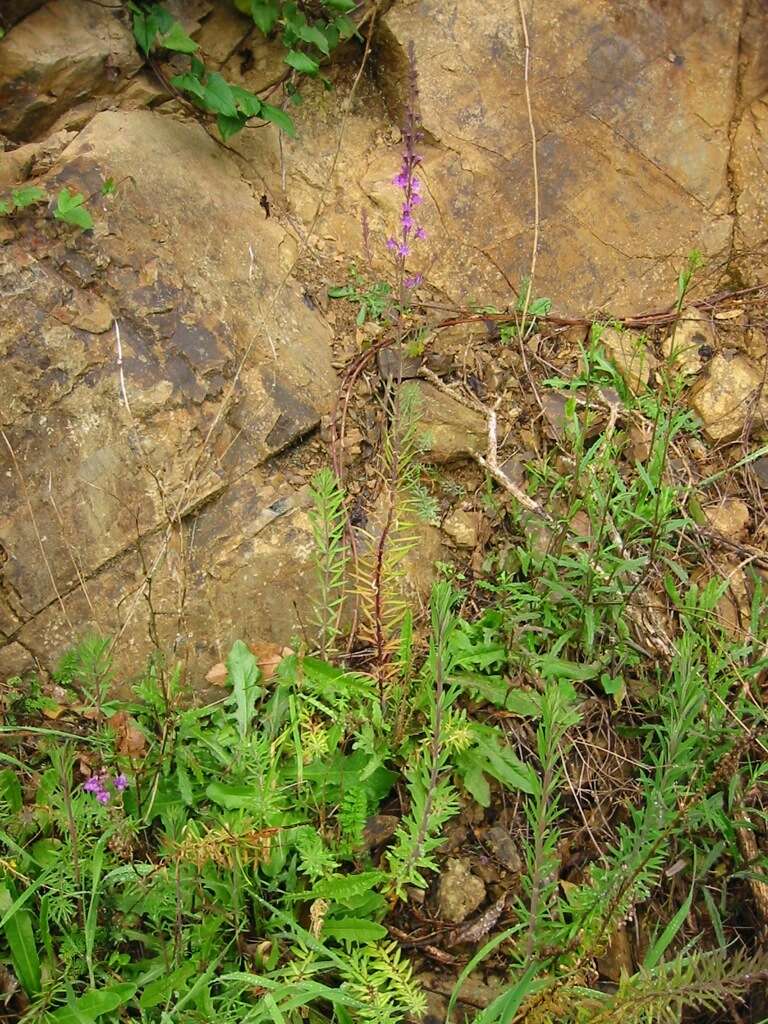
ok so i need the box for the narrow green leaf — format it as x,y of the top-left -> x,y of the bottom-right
0,882 -> 41,996
227,640 -> 261,739
50,983 -> 137,1023
205,780 -> 256,809
0,767 -> 22,811
322,918 -> 388,942
643,884 -> 694,970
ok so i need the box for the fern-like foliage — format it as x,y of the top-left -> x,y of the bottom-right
339,941 -> 427,1024
337,783 -> 369,857
308,468 -> 347,659
386,584 -> 461,897
355,384 -> 426,700
583,949 -> 768,1024
386,756 -> 460,897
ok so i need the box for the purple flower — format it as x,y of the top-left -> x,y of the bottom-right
392,171 -> 409,188
401,209 -> 413,231
83,776 -> 102,794
404,274 -> 423,289
397,243 -> 411,258
97,790 -> 111,805
386,237 -> 398,251
113,774 -> 129,792
414,226 -> 427,240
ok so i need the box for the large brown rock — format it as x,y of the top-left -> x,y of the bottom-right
0,1 -> 45,32
0,0 -> 142,141
228,0 -> 741,318
369,0 -> 739,315
689,351 -> 768,441
0,109 -> 336,682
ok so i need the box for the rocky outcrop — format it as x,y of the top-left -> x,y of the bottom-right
0,1 -> 143,140
1,108 -> 336,681
368,0 -> 740,315
1,0 -> 766,688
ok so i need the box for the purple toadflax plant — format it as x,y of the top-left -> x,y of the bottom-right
386,41 -> 426,306
83,771 -> 129,805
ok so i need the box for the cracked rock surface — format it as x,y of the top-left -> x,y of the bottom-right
1,0 -> 766,685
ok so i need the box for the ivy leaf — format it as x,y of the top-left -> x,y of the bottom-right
160,21 -> 198,53
296,23 -> 330,55
202,72 -> 238,117
54,188 -> 93,230
284,50 -> 319,75
334,14 -> 357,39
260,103 -> 296,137
251,0 -> 279,34
230,84 -> 263,117
170,71 -> 206,102
131,5 -> 174,55
217,113 -> 247,141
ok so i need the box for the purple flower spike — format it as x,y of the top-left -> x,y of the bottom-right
397,243 -> 411,258
386,237 -> 398,251
97,790 -> 111,805
415,226 -> 427,241
404,274 -> 423,289
113,774 -> 129,792
83,777 -> 101,794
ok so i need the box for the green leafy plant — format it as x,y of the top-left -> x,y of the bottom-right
328,271 -> 393,325
130,1 -> 358,141
0,185 -> 46,216
53,188 -> 94,230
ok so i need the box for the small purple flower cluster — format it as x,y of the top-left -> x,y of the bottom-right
386,41 -> 426,295
83,772 -> 128,805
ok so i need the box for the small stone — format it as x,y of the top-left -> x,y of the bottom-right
377,345 -> 422,381
663,307 -> 715,376
596,925 -> 634,982
702,498 -> 751,542
442,509 -> 477,548
752,457 -> 768,490
600,326 -> 653,393
362,814 -> 399,850
205,662 -> 228,686
438,858 -> 486,924
406,381 -> 485,463
689,352 -> 768,440
485,826 -> 522,872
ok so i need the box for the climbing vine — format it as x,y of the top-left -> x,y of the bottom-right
129,1 -> 359,140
